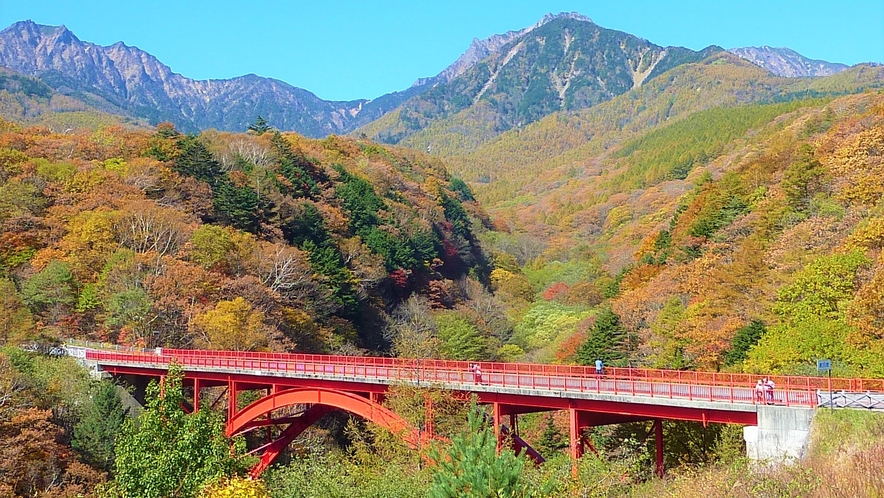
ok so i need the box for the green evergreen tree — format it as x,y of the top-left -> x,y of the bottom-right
247,116 -> 271,135
723,319 -> 766,366
535,414 -> 567,458
440,192 -> 472,240
449,177 -> 475,201
213,177 -> 261,232
174,135 -> 221,185
72,380 -> 128,471
575,307 -> 628,366
428,403 -> 551,498
271,132 -> 322,196
333,164 -> 384,233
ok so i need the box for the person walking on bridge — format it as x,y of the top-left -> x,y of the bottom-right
764,377 -> 776,405
755,379 -> 765,403
595,358 -> 603,376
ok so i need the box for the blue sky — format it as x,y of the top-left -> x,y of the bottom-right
2,0 -> 883,101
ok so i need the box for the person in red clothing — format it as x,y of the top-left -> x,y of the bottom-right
755,379 -> 765,403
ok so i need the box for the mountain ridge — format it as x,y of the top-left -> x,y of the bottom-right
0,20 -> 384,135
728,45 -> 849,77
411,12 -> 594,88
0,16 -> 861,138
358,16 -> 723,148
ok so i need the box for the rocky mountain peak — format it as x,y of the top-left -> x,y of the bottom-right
413,12 -> 596,88
728,46 -> 849,77
533,12 -> 594,28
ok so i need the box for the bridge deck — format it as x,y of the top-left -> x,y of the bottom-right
80,347 -> 820,411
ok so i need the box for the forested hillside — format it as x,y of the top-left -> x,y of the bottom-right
449,81 -> 884,377
0,119 -> 498,357
0,67 -> 145,131
0,11 -> 883,496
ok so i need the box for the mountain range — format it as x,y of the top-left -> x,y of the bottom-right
0,15 -> 858,137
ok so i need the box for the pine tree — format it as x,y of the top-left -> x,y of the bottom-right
174,135 -> 221,185
72,380 -> 128,471
723,320 -> 766,366
247,116 -> 271,135
575,307 -> 628,366
535,414 -> 567,458
428,403 -> 550,498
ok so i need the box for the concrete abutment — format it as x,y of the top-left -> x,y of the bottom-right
743,405 -> 815,462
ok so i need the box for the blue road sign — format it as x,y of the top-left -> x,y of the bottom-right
817,359 -> 832,371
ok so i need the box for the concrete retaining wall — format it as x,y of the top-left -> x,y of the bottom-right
744,405 -> 815,461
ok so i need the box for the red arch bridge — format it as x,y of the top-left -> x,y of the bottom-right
68,345 -> 883,478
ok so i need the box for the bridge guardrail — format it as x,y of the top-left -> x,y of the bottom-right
817,390 -> 884,410
155,348 -> 884,393
84,348 -> 840,408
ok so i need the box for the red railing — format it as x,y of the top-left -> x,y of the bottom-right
157,348 -> 884,392
81,347 -> 884,409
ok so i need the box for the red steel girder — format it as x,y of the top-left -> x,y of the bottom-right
228,387 -> 424,440
479,392 -> 756,425
227,387 -> 434,477
246,404 -> 335,478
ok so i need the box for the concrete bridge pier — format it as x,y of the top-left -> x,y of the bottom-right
743,406 -> 815,462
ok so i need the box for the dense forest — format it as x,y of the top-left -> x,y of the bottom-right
0,118 -> 501,356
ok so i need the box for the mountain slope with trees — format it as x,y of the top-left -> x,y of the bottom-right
0,117 -> 497,356
358,15 -> 721,149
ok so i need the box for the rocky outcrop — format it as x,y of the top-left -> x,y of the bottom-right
729,46 -> 849,77
412,12 -> 594,88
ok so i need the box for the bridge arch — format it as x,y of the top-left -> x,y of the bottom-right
227,387 -> 429,476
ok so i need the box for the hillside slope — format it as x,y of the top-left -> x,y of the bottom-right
472,86 -> 884,376
0,119 -> 492,354
0,66 -> 147,130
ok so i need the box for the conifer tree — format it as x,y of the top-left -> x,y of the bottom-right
535,414 -> 567,458
72,380 -> 127,471
114,367 -> 244,498
428,403 -> 550,498
247,116 -> 271,135
576,307 -> 628,366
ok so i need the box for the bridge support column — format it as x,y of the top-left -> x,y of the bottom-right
569,408 -> 589,477
228,379 -> 238,422
193,378 -> 200,412
424,396 -> 434,438
493,402 -> 502,450
654,419 -> 664,478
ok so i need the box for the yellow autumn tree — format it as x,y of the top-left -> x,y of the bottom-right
191,297 -> 269,351
199,476 -> 270,498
